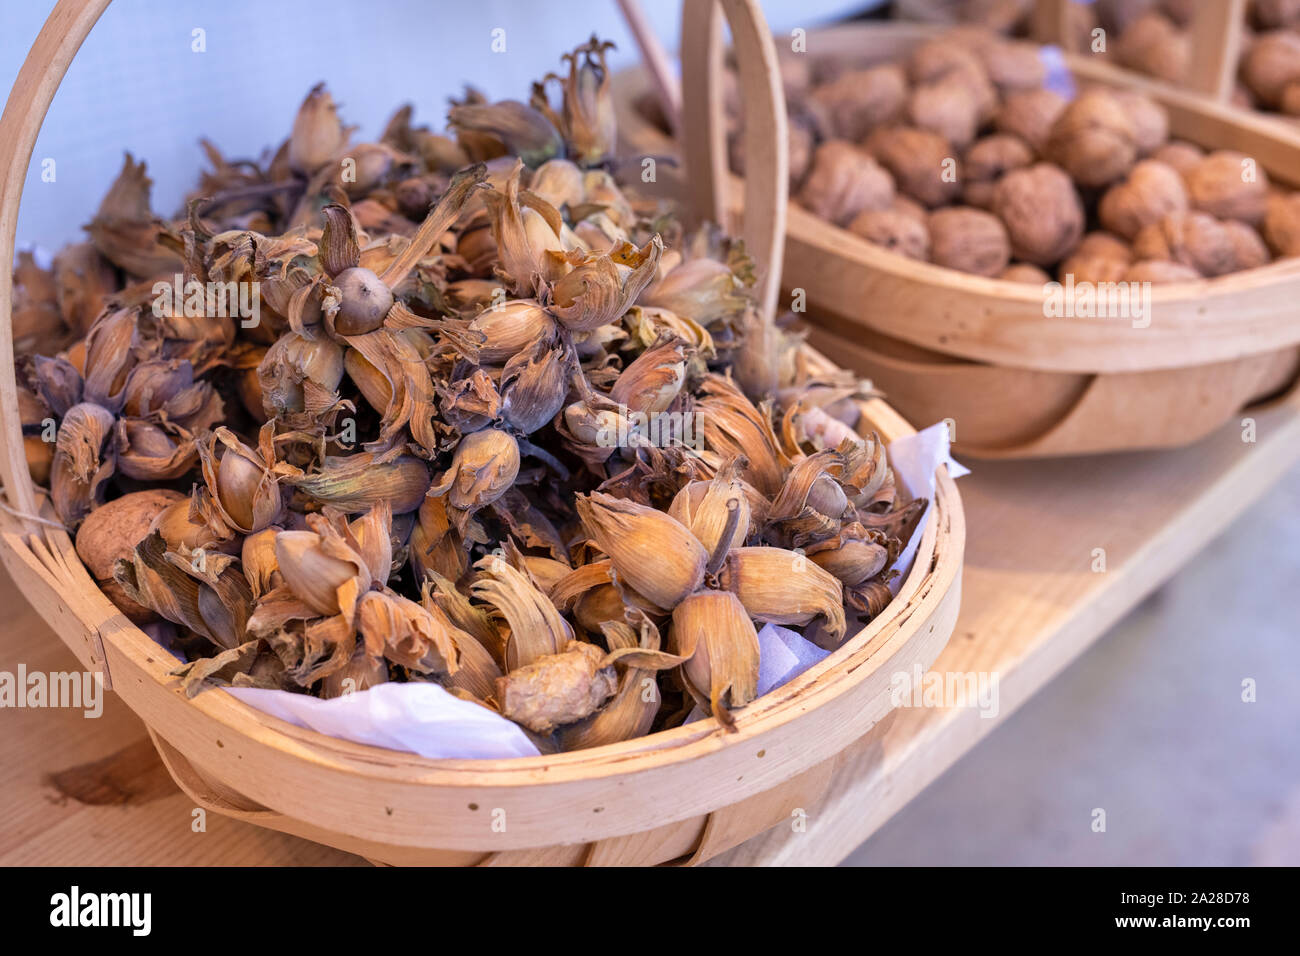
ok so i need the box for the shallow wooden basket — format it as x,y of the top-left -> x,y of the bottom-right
0,0 -> 964,865
615,21 -> 1300,459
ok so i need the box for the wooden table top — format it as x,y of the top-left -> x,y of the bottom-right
3,392 -> 1298,866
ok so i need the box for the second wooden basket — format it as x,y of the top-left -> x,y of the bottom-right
0,0 -> 964,865
615,21 -> 1300,458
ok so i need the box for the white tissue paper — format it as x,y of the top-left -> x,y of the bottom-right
884,421 -> 969,595
227,681 -> 541,759
227,422 -> 966,757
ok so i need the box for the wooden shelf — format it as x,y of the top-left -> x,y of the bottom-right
2,392 -> 1298,866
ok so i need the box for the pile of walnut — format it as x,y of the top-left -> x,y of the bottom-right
1085,0 -> 1300,117
12,38 -> 923,751
728,26 -> 1300,282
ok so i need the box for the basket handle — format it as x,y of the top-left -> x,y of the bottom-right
678,0 -> 789,332
0,0 -> 111,529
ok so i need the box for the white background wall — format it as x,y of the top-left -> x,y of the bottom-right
1,0 -> 876,251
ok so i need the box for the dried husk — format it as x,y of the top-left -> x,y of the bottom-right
471,555 -> 573,670
670,588 -> 760,727
574,492 -> 707,610
356,589 -> 460,677
548,236 -> 663,332
717,546 -> 846,643
558,611 -> 683,750
289,452 -> 431,514
51,402 -> 117,528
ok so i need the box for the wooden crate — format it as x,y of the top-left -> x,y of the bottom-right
0,0 -> 965,865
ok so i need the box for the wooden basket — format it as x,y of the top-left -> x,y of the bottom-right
0,0 -> 964,865
614,20 -> 1300,458
1032,0 -> 1249,106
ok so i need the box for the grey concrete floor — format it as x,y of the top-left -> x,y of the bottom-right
844,462 -> 1300,867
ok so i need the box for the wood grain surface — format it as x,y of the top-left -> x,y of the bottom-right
4,392 -> 1296,866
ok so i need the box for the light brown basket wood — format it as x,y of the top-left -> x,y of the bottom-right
615,20 -> 1300,458
0,0 -> 964,865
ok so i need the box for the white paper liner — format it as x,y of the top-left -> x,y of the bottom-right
230,422 -> 966,757
227,682 -> 541,759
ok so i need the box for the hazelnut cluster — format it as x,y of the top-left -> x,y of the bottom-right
707,27 -> 1300,283
13,38 -> 924,750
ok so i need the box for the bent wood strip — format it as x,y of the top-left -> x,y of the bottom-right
807,324 -> 1300,459
0,0 -> 111,526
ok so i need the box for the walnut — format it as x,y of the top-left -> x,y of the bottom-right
1263,192 -> 1300,256
1099,0 -> 1164,33
890,194 -> 928,223
908,79 -> 981,149
1251,1 -> 1300,30
1112,90 -> 1169,155
796,140 -> 895,227
789,118 -> 815,189
994,89 -> 1067,153
999,262 -> 1052,284
1240,31 -> 1300,107
927,207 -> 1012,276
1116,11 -> 1190,83
907,37 -> 998,120
978,38 -> 1048,96
1184,150 -> 1271,224
1132,212 -> 1237,276
1059,231 -> 1134,284
1044,88 -> 1139,187
962,133 -> 1033,209
1150,139 -> 1204,175
1282,80 -> 1300,115
1098,159 -> 1189,239
734,115 -> 815,191
1221,220 -> 1272,270
848,207 -> 930,261
1162,0 -> 1195,26
992,163 -> 1085,266
865,126 -> 962,207
806,64 -> 908,142
779,54 -> 812,103
1076,230 -> 1136,261
1122,260 -> 1202,284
